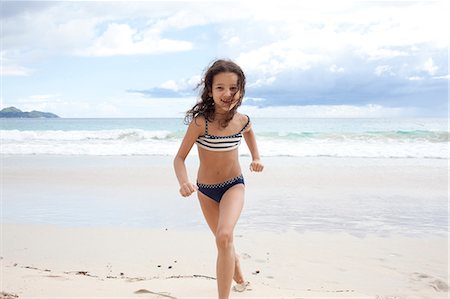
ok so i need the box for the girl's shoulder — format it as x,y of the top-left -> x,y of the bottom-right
190,114 -> 206,131
235,112 -> 251,125
193,114 -> 206,124
234,112 -> 251,132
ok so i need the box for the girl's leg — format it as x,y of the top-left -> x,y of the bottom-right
215,184 -> 245,299
197,192 -> 245,284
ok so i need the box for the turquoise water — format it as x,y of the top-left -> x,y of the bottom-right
2,118 -> 448,236
1,117 -> 449,158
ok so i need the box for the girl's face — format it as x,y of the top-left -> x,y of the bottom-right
209,72 -> 241,113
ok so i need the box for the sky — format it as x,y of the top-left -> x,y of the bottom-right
1,0 -> 449,118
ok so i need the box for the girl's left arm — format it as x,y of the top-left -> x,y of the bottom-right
243,125 -> 264,172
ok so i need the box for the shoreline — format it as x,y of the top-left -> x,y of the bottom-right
1,154 -> 448,236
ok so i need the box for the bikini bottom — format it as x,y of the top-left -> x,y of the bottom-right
197,174 -> 244,203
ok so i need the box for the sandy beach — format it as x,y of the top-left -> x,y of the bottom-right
1,155 -> 448,298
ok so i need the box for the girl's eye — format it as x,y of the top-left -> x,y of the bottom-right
230,87 -> 238,92
216,87 -> 223,90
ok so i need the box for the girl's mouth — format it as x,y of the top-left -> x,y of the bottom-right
221,99 -> 233,104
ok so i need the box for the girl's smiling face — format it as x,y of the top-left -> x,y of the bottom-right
209,72 -> 241,113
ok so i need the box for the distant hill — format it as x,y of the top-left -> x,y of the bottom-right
0,106 -> 60,118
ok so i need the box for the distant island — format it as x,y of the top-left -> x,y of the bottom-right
0,106 -> 60,118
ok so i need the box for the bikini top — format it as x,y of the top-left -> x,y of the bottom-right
196,115 -> 250,152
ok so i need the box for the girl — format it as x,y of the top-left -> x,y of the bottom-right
173,59 -> 264,299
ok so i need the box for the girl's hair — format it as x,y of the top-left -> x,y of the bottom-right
185,59 -> 246,127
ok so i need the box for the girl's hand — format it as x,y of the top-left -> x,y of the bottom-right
179,182 -> 197,197
249,160 -> 264,172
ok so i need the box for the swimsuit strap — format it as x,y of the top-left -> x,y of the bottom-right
204,114 -> 249,136
239,115 -> 251,133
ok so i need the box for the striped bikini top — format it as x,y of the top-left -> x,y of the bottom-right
196,115 -> 250,152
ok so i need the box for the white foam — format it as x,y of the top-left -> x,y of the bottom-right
1,129 -> 448,158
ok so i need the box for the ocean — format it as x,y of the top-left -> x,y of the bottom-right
1,117 -> 448,159
1,117 -> 448,236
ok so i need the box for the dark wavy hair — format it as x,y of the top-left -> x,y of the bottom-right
185,59 -> 246,127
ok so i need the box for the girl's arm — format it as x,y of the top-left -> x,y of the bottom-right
243,124 -> 264,172
173,117 -> 203,196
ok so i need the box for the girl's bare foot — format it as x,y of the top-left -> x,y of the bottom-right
232,253 -> 251,292
233,254 -> 245,284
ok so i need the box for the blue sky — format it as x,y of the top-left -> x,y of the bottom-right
1,0 -> 448,118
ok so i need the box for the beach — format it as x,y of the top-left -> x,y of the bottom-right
1,155 -> 448,298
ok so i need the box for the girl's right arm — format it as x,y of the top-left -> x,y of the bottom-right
173,117 -> 204,197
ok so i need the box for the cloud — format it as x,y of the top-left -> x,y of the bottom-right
237,39 -> 325,76
23,94 -> 62,102
422,58 -> 438,76
0,51 -> 34,76
5,94 -> 89,117
1,65 -> 33,76
233,1 -> 448,84
128,87 -> 190,98
433,74 -> 450,80
243,59 -> 448,110
77,23 -> 193,56
0,2 -> 54,19
374,65 -> 394,77
408,76 -> 424,81
240,104 -> 419,118
329,64 -> 345,73
128,75 -> 201,98
4,92 -> 196,118
3,1 -> 448,117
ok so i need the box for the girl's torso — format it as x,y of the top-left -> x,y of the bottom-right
196,113 -> 249,183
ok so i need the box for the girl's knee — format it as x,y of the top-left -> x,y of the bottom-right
215,229 -> 233,250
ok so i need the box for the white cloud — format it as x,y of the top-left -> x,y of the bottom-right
247,77 -> 276,88
6,92 -> 196,118
235,1 -> 448,79
365,48 -> 409,61
237,39 -> 325,75
10,96 -> 89,117
422,58 -> 438,76
159,75 -> 201,92
0,51 -> 34,76
329,64 -> 344,73
375,65 -> 394,76
1,65 -> 33,76
26,94 -> 62,102
243,97 -> 266,103
160,80 -> 180,91
240,104 -> 418,118
4,1 -> 448,65
97,102 -> 122,116
433,74 -> 450,80
89,95 -> 197,118
77,23 -> 193,56
151,10 -> 209,32
3,1 -> 448,117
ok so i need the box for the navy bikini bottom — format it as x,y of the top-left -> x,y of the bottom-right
197,174 -> 245,203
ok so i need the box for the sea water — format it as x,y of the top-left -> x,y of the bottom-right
1,118 -> 448,236
1,117 -> 448,158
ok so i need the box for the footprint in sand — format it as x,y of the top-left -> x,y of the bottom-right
429,279 -> 449,292
241,253 -> 251,259
409,272 -> 449,292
